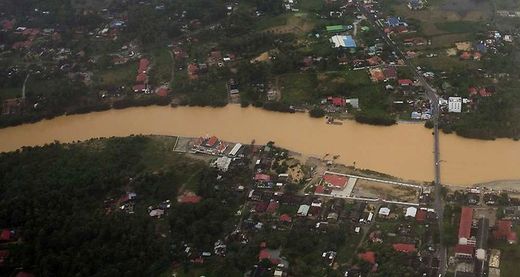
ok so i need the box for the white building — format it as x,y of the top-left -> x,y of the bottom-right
405,206 -> 417,217
213,156 -> 232,172
448,97 -> 462,113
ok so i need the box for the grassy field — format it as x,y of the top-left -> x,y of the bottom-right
434,21 -> 484,33
256,14 -> 289,31
416,55 -> 479,71
150,48 -> 173,85
300,0 -> 324,12
99,62 -> 136,87
279,72 -> 319,104
392,3 -> 491,36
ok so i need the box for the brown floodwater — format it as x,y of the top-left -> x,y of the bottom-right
0,105 -> 519,186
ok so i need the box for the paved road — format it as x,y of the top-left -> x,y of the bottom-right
355,4 -> 446,275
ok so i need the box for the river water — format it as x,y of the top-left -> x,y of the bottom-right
0,105 -> 519,186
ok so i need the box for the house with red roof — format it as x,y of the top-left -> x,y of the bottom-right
255,202 -> 269,213
392,243 -> 416,253
454,244 -> 474,259
369,68 -> 385,82
398,79 -> 413,86
415,209 -> 427,222
266,200 -> 279,214
315,185 -> 326,194
458,207 -> 474,244
383,66 -> 397,80
136,73 -> 147,83
258,245 -> 282,265
328,97 -> 346,107
187,63 -> 199,80
138,58 -> 150,74
254,173 -> 271,182
2,19 -> 14,31
205,136 -> 218,147
15,272 -> 35,277
178,192 -> 202,204
494,220 -> 517,244
132,84 -> 146,93
322,173 -> 348,190
279,214 -> 292,223
155,86 -> 170,97
358,251 -> 376,264
0,229 -> 11,242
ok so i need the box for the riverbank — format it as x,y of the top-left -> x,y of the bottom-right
1,105 -> 519,185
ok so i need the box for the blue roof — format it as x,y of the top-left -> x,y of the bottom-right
475,43 -> 487,53
344,35 -> 357,48
387,17 -> 400,27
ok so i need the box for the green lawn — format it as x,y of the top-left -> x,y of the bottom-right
151,48 -> 173,85
434,21 -> 484,34
255,14 -> 289,31
279,72 -> 319,104
99,62 -> 137,86
300,0 -> 324,12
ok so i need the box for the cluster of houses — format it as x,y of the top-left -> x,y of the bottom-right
453,205 -> 517,277
191,136 -> 229,156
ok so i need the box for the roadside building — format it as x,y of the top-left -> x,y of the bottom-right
393,243 -> 416,253
494,220 -> 517,244
458,207 -> 474,245
213,156 -> 232,172
297,205 -> 310,217
405,206 -> 417,218
330,35 -> 357,48
448,97 -> 462,113
454,244 -> 474,260
321,172 -> 348,190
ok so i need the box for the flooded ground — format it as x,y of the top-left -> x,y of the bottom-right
0,105 -> 519,186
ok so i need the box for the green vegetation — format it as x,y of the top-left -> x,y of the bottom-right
309,107 -> 326,118
0,136 -> 250,276
434,21 -> 484,34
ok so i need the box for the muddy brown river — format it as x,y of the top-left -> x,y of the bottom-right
0,105 -> 519,186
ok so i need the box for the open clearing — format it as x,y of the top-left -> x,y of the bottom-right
351,178 -> 420,203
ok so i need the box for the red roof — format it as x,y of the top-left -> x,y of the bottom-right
331,97 -> 346,107
279,214 -> 292,223
358,251 -> 376,264
315,185 -> 325,194
16,272 -> 35,277
156,87 -> 170,97
178,193 -> 202,204
266,201 -> 279,214
0,229 -> 10,241
254,173 -> 271,182
383,66 -> 397,79
393,243 -> 416,253
507,232 -> 517,243
255,202 -> 269,213
2,20 -> 14,31
494,220 -> 514,240
458,207 -> 473,239
398,79 -> 413,86
132,84 -> 146,92
322,173 -> 348,189
415,209 -> 427,222
136,73 -> 147,83
258,249 -> 280,265
205,136 -> 218,147
138,58 -> 150,73
454,244 -> 474,255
